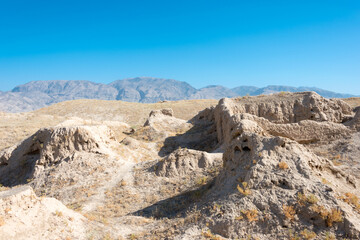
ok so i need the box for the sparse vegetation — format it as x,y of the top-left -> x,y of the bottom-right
311,204 -> 329,219
278,161 -> 289,170
306,194 -> 319,204
128,234 -> 138,240
311,205 -> 343,227
237,182 -> 252,196
340,192 -> 360,212
324,232 -> 336,240
326,208 -> 343,227
0,216 -> 4,226
196,176 -> 208,185
297,193 -> 318,205
241,209 -> 259,222
283,204 -> 296,221
201,230 -> 223,240
300,229 -> 317,240
288,229 -> 300,240
55,210 -> 63,217
0,92 -> 359,239
321,178 -> 330,185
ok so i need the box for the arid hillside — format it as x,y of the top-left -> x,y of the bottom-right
0,93 -> 360,239
0,99 -> 217,151
1,78 -> 357,113
1,97 -> 358,152
343,97 -> 360,109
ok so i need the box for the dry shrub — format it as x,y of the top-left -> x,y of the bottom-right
241,209 -> 258,222
237,182 -> 251,196
83,213 -> 96,221
306,194 -> 319,204
278,161 -> 289,170
202,230 -> 223,240
297,192 -> 318,205
283,204 -> 296,221
0,216 -> 4,226
324,232 -> 336,240
340,192 -> 360,212
197,176 -> 208,186
311,204 -> 329,219
321,178 -> 330,185
297,192 -> 307,206
54,210 -> 63,217
311,205 -> 343,227
300,229 -> 317,240
326,208 -> 343,227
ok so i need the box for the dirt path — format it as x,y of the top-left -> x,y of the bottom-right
81,158 -> 135,213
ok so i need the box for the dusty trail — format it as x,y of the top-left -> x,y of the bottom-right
82,159 -> 135,212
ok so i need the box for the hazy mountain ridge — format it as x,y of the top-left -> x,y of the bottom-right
0,77 -> 357,112
110,77 -> 197,103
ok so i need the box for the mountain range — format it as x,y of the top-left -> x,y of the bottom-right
0,77 -> 358,112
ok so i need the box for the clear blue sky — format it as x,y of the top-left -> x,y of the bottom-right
0,0 -> 359,94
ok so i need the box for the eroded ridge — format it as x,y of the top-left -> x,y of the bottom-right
0,92 -> 359,239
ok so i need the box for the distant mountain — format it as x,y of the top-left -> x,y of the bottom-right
0,77 -> 358,112
231,86 -> 260,96
252,85 -> 355,98
110,77 -> 197,102
0,91 -> 53,112
190,85 -> 237,99
12,80 -> 118,100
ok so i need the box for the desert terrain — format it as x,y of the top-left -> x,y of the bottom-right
1,93 -> 360,239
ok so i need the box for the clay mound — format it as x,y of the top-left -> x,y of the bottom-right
156,148 -> 222,177
210,92 -> 354,144
346,108 -> 360,131
223,91 -> 352,123
192,118 -> 360,239
0,125 -> 116,186
229,113 -> 351,144
143,108 -> 192,134
0,186 -> 86,240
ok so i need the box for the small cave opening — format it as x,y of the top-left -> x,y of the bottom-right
242,146 -> 251,152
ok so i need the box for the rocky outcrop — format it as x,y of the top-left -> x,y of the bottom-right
0,91 -> 359,239
0,125 -> 116,186
228,113 -> 351,144
142,108 -> 192,136
213,92 -> 353,144
346,108 -> 360,131
156,148 -> 222,177
200,115 -> 360,239
0,186 -> 86,240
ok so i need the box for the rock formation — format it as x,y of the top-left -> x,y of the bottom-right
0,91 -> 359,239
213,92 -> 353,144
0,125 -> 116,186
346,107 -> 360,131
156,148 -> 222,177
0,186 -> 86,239
200,121 -> 360,239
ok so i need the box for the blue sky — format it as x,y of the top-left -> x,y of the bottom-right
0,0 -> 359,94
